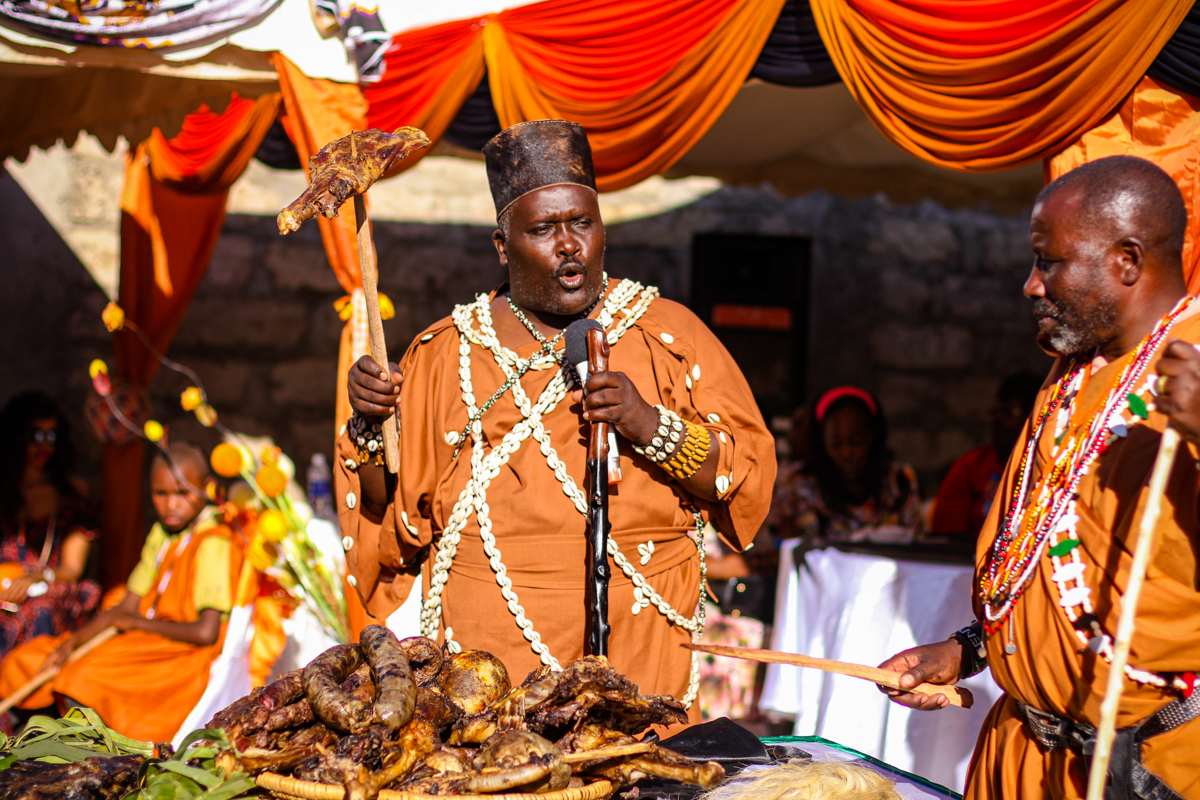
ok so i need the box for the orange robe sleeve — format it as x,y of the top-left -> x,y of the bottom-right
632,299 -> 777,550
334,317 -> 457,620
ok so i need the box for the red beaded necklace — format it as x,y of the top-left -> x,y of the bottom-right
981,296 -> 1195,634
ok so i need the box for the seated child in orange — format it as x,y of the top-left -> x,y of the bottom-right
0,442 -> 243,743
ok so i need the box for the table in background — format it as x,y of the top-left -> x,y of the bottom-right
759,542 -> 1003,793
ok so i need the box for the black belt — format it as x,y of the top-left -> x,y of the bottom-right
1016,690 -> 1200,800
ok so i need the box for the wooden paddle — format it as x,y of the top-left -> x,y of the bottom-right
684,642 -> 973,708
0,626 -> 117,715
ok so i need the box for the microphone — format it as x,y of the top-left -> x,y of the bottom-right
565,319 -> 622,483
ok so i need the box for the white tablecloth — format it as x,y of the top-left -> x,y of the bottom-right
759,543 -> 1003,793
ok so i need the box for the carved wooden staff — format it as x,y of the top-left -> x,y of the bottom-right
352,191 -> 398,472
1086,426 -> 1181,800
276,125 -> 430,474
567,319 -> 611,656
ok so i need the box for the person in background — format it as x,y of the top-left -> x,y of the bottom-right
773,387 -> 919,544
930,372 -> 1043,538
0,392 -> 100,658
0,442 -> 244,743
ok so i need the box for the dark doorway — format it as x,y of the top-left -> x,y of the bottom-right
690,233 -> 810,421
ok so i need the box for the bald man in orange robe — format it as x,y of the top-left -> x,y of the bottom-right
879,156 -> 1200,799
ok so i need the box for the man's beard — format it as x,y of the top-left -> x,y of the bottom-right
1032,292 -> 1118,356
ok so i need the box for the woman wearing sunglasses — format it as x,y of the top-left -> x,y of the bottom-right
0,392 -> 100,658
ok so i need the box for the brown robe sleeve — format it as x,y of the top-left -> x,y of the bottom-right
333,317 -> 456,620
634,300 -> 777,550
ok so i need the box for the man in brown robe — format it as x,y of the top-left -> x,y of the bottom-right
879,156 -> 1200,798
335,120 -> 775,716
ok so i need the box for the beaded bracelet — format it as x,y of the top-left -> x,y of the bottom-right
633,405 -> 685,464
662,419 -> 711,481
348,414 -> 385,467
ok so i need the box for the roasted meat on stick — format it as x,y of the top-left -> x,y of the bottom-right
276,127 -> 430,234
276,126 -> 430,473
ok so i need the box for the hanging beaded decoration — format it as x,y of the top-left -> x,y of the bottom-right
981,295 -> 1195,690
420,277 -> 710,707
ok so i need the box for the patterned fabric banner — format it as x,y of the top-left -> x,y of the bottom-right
0,0 -> 280,48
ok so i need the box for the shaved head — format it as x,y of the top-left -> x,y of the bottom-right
1037,156 -> 1186,270
1026,156 -> 1190,359
152,441 -> 209,482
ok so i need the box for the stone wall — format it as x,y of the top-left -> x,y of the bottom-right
2,152 -> 1047,497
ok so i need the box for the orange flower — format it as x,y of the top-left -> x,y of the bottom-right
258,509 -> 290,542
210,443 -> 245,478
256,464 -> 288,498
180,387 -> 203,411
260,446 -> 281,466
143,420 -> 164,442
101,302 -> 125,332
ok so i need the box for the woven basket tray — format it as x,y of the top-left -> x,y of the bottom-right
254,772 -> 617,800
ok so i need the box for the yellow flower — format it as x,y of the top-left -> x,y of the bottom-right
210,443 -> 244,477
143,420 -> 164,442
258,509 -> 290,542
256,464 -> 288,498
101,302 -> 125,332
89,360 -> 108,380
194,403 -> 218,428
260,446 -> 281,466
379,293 -> 395,320
180,387 -> 203,411
247,537 -> 280,572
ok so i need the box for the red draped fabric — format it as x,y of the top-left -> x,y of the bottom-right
105,93 -> 279,588
365,0 -> 785,190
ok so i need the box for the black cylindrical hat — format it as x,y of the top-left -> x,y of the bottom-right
483,120 -> 597,218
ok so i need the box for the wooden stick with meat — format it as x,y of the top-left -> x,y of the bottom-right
277,126 -> 431,473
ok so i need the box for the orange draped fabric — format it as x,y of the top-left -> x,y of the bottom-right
0,524 -> 244,743
809,0 -> 1192,171
271,55 -> 378,631
365,0 -> 785,190
105,93 -> 280,588
1047,76 -> 1200,294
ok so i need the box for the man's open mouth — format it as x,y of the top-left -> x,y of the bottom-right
556,264 -> 585,290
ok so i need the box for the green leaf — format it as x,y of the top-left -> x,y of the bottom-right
157,761 -> 223,789
142,771 -> 205,800
10,740 -> 101,762
1127,393 -> 1149,420
174,729 -> 228,758
197,775 -> 256,800
0,753 -> 16,771
1049,539 -> 1082,557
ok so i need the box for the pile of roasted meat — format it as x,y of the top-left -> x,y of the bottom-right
209,626 -> 723,799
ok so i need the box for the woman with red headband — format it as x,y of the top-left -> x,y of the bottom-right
772,386 -> 919,543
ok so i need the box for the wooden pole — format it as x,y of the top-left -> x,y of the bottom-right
0,626 -> 118,715
1086,426 -> 1181,800
684,642 -> 974,708
353,192 -> 399,474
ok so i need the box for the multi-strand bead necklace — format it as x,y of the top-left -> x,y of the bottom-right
981,295 -> 1194,688
421,277 -> 710,707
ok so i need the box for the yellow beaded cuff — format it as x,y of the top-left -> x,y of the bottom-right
662,420 -> 711,481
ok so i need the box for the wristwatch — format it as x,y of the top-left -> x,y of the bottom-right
951,621 -> 988,679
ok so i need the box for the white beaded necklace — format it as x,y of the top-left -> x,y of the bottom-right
420,277 -> 707,707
